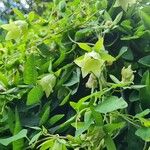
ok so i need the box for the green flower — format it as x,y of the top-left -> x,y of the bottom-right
74,51 -> 105,78
1,20 -> 28,40
121,65 -> 135,83
86,73 -> 97,89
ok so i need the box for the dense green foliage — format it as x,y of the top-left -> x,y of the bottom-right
0,0 -> 150,149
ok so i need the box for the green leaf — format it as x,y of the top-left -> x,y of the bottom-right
7,108 -> 15,134
49,114 -> 64,125
95,96 -> 128,113
0,129 -> 27,146
114,0 -> 136,11
135,109 -> 150,118
63,68 -> 80,87
122,48 -> 134,61
135,127 -> 150,141
59,92 -> 71,106
0,72 -> 8,86
103,11 -> 112,21
113,11 -> 123,25
13,8 -> 25,20
38,74 -> 56,97
139,71 -> 150,109
94,37 -> 104,52
116,47 -> 128,60
23,54 -> 38,85
104,134 -> 116,150
139,7 -> 150,30
39,106 -> 50,126
138,55 -> 150,67
110,75 -> 120,83
1,22 -> 21,40
75,112 -> 93,137
91,107 -> 103,126
13,108 -> 24,150
29,131 -> 42,145
70,88 -> 111,111
104,122 -> 126,134
26,85 -> 43,105
100,52 -> 116,62
28,11 -> 35,22
39,139 -> 54,150
78,43 -> 92,52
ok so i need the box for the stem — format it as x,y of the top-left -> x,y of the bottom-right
143,142 -> 147,150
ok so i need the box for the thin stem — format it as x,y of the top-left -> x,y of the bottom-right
143,142 -> 147,150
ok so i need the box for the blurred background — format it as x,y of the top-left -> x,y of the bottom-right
0,0 -> 52,22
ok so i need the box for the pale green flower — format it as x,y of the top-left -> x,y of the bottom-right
121,65 -> 135,83
74,51 -> 105,78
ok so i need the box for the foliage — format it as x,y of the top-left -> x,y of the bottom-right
0,0 -> 150,150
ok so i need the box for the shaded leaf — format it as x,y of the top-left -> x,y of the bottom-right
0,129 -> 27,146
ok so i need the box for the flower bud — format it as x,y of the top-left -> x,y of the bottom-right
86,73 -> 97,89
121,65 -> 135,83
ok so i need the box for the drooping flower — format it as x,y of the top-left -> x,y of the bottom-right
74,51 -> 105,78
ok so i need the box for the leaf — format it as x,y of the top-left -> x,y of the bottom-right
129,91 -> 139,102
13,8 -> 25,20
138,55 -> 150,67
103,122 -> 126,134
110,75 -> 120,83
135,127 -> 150,141
39,139 -> 54,150
26,85 -> 43,105
91,107 -> 103,126
75,113 -> 93,137
29,131 -> 42,145
0,72 -> 8,86
70,88 -> 111,111
59,92 -> 71,106
7,108 -> 15,134
1,22 -> 21,40
95,96 -> 128,113
13,108 -> 24,150
23,54 -> 38,85
122,48 -> 134,61
100,52 -> 116,62
28,11 -> 35,22
113,11 -> 123,25
0,129 -> 27,146
94,37 -> 104,52
116,46 -> 128,60
77,43 -> 92,52
135,109 -> 150,118
114,0 -> 136,11
139,71 -> 150,109
139,7 -> 150,30
63,68 -> 80,87
104,134 -> 116,150
103,11 -> 112,21
38,74 -> 56,97
49,114 -> 64,125
39,106 -> 50,126
139,118 -> 150,127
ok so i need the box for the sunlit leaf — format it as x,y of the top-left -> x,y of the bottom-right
26,85 -> 43,105
95,96 -> 128,113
